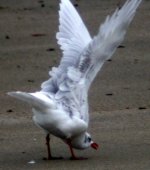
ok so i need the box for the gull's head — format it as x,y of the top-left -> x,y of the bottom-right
84,133 -> 99,150
71,132 -> 99,150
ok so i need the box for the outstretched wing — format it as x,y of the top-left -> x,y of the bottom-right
41,0 -> 91,93
40,0 -> 142,124
57,0 -> 91,67
77,0 -> 142,91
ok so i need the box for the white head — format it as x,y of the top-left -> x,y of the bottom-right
70,132 -> 99,150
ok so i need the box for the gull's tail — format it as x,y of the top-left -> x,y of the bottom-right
8,91 -> 56,110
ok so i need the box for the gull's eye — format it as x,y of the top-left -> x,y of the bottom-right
87,137 -> 91,142
84,136 -> 92,143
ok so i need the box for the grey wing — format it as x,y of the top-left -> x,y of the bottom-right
77,0 -> 142,91
41,0 -> 91,94
40,0 -> 142,124
62,0 -> 142,123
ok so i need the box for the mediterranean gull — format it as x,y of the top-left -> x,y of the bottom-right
8,0 -> 142,160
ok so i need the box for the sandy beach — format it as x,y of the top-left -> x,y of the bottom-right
0,0 -> 150,169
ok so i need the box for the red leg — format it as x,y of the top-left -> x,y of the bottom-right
44,134 -> 63,160
67,139 -> 77,159
67,139 -> 87,160
46,134 -> 52,160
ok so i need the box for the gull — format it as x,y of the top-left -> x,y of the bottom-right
8,0 -> 142,160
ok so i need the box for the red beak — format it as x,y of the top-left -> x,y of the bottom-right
91,142 -> 99,150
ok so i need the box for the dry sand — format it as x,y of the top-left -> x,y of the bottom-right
0,0 -> 150,170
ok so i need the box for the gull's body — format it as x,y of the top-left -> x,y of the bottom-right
8,0 -> 142,159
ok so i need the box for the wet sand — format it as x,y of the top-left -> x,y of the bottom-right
0,0 -> 150,170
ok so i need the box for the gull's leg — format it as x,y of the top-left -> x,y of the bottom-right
45,134 -> 52,160
67,139 -> 77,159
67,139 -> 87,160
44,134 -> 63,160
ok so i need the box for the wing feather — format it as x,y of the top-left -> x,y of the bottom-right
41,0 -> 91,93
41,0 -> 142,124
78,0 -> 142,90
